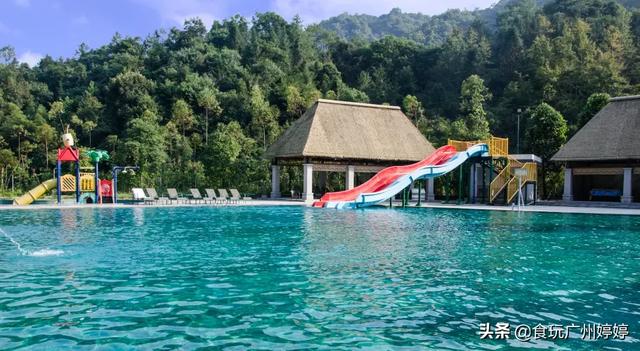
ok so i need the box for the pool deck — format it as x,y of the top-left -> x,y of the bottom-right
1,199 -> 639,215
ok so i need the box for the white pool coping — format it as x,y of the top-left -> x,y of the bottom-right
411,202 -> 640,216
2,199 -> 640,216
1,199 -> 307,211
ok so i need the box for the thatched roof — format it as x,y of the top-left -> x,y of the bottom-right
265,99 -> 435,162
552,95 -> 640,162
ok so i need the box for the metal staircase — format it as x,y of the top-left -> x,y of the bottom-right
490,156 -> 537,204
505,162 -> 537,204
448,136 -> 537,205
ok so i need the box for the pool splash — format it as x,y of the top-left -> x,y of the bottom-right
28,248 -> 64,257
0,227 -> 64,257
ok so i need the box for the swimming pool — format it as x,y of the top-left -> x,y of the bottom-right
0,206 -> 638,350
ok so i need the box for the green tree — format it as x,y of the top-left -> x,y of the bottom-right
249,85 -> 278,150
107,70 -> 157,129
48,100 -> 65,131
526,103 -> 567,160
526,102 -> 568,198
284,85 -> 306,122
196,88 -> 222,145
171,99 -> 195,137
402,95 -> 425,124
123,109 -> 168,184
35,122 -> 56,166
457,74 -> 491,140
0,149 -> 18,191
579,92 -> 610,128
77,84 -> 103,145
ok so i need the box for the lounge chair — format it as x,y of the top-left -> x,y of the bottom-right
131,188 -> 149,204
204,188 -> 222,204
166,188 -> 185,204
189,189 -> 205,204
218,189 -> 233,204
229,189 -> 251,203
145,188 -> 166,205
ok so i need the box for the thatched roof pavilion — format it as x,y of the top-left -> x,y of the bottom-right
266,99 -> 434,163
552,95 -> 640,203
266,99 -> 436,201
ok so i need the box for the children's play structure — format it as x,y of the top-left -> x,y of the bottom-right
13,130 -> 116,206
314,136 -> 538,209
446,136 -> 538,205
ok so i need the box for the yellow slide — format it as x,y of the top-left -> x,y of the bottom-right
13,178 -> 57,205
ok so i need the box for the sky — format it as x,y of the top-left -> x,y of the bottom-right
0,0 -> 497,66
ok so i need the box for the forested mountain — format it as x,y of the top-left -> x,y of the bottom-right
316,0 -> 640,46
1,0 -> 640,198
315,8 -> 479,46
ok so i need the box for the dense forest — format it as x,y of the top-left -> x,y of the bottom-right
1,0 -> 640,198
316,0 -> 639,45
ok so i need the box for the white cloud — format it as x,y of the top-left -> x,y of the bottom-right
17,51 -> 43,67
272,0 -> 496,24
133,0 -> 224,27
14,0 -> 30,7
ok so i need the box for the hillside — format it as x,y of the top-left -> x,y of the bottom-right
317,0 -> 639,46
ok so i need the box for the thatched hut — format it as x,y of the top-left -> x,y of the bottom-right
552,95 -> 640,203
265,99 -> 435,201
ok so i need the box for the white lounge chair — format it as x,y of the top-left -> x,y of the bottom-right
230,189 -> 250,203
145,188 -> 167,205
189,189 -> 205,204
166,188 -> 185,204
131,188 -> 149,204
204,188 -> 222,204
218,189 -> 233,204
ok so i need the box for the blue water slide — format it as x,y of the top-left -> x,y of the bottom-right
324,143 -> 488,209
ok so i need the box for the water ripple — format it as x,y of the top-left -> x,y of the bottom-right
0,206 -> 638,350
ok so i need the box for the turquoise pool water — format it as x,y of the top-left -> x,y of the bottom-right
0,206 -> 638,350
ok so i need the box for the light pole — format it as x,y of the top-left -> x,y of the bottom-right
517,108 -> 522,154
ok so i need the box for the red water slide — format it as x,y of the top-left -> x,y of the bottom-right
313,145 -> 457,207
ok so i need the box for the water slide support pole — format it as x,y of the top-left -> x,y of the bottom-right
402,187 -> 406,207
56,160 -> 61,204
457,165 -> 462,205
416,180 -> 422,207
489,158 -> 494,204
482,160 -> 486,204
469,161 -> 476,204
95,161 -> 100,203
75,160 -> 80,203
112,168 -> 118,204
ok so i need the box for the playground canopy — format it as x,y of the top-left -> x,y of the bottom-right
552,95 -> 640,203
265,99 -> 436,201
